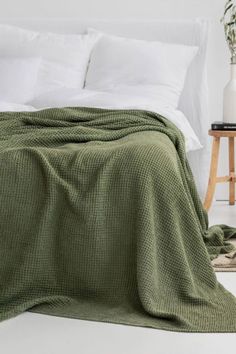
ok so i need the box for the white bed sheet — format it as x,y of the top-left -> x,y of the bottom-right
0,88 -> 202,153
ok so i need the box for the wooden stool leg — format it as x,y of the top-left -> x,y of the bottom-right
204,137 -> 221,211
229,137 -> 235,205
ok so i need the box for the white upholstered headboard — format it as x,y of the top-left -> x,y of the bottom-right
0,18 -> 209,197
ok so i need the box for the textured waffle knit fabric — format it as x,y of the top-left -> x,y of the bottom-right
0,107 -> 236,332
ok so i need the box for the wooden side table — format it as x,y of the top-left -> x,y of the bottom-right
204,130 -> 236,211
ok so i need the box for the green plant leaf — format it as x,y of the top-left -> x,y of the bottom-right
225,3 -> 233,15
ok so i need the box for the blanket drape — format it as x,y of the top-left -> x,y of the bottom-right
0,107 -> 235,332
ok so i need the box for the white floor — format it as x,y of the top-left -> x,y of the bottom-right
0,202 -> 235,354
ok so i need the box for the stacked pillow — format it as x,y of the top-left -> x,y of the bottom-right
0,24 -> 198,112
0,57 -> 41,103
0,25 -> 100,103
85,29 -> 198,110
0,25 -> 201,151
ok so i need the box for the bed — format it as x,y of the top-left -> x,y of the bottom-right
0,19 -> 235,333
0,18 -> 210,197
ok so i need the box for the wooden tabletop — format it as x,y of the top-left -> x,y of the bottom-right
209,130 -> 236,137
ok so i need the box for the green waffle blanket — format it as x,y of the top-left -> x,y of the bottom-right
0,107 -> 236,332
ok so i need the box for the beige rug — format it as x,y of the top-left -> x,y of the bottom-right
212,240 -> 236,272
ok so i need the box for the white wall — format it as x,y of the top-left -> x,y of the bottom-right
0,0 -> 231,199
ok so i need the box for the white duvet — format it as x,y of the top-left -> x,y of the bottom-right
0,87 -> 202,152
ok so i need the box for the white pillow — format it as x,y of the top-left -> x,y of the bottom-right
0,57 -> 41,104
35,60 -> 83,96
0,25 -> 99,95
85,29 -> 198,109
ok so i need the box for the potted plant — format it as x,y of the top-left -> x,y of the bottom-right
222,0 -> 236,123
